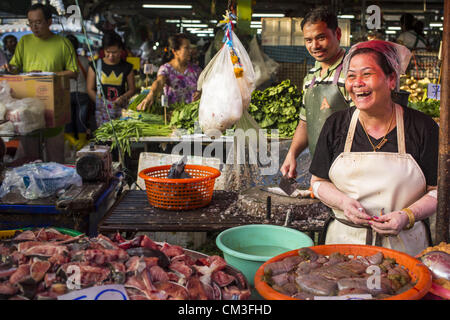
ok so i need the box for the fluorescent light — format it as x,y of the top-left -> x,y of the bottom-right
181,20 -> 201,23
143,4 -> 192,9
250,25 -> 261,28
257,29 -> 262,34
189,30 -> 214,34
210,20 -> 217,23
252,13 -> 285,18
388,26 -> 401,30
338,15 -> 355,19
250,21 -> 262,24
181,23 -> 208,28
165,19 -> 180,23
440,27 -> 443,31
430,23 -> 443,27
186,27 -> 213,31
385,30 -> 397,34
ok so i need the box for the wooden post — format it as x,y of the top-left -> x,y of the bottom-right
436,0 -> 450,243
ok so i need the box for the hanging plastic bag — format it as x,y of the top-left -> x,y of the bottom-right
248,36 -> 279,88
198,15 -> 256,138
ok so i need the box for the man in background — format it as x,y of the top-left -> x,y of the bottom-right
3,3 -> 78,164
280,7 -> 351,179
2,35 -> 17,62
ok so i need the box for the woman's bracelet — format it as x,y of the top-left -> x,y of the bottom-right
401,208 -> 415,230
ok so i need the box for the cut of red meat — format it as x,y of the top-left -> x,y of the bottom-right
140,235 -> 159,251
13,230 -> 36,242
211,270 -> 235,287
142,257 -> 159,269
94,234 -> 120,250
17,241 -> 48,252
48,253 -> 70,265
30,260 -> 51,282
44,273 -> 57,288
0,281 -> 18,296
42,229 -> 72,242
295,274 -> 338,296
221,285 -> 251,300
154,281 -> 189,300
171,254 -> 196,266
169,260 -> 193,278
60,262 -> 110,287
9,264 -> 31,285
264,256 -> 304,276
10,251 -> 28,265
149,265 -> 169,283
160,243 -> 184,257
0,267 -> 18,279
80,249 -> 128,265
22,244 -> 68,257
186,277 -> 209,300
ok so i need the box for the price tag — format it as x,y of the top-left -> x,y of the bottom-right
427,83 -> 441,100
57,285 -> 129,300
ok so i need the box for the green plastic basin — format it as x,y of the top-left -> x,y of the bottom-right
216,224 -> 314,286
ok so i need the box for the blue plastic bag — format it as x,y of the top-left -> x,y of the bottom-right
0,162 -> 82,200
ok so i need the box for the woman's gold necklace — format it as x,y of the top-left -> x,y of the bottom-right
360,105 -> 395,152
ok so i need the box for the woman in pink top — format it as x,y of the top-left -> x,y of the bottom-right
137,34 -> 202,110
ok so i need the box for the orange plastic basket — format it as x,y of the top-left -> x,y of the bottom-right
254,244 -> 432,300
138,164 -> 221,210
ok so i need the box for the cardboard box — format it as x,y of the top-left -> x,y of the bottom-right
0,74 -> 71,128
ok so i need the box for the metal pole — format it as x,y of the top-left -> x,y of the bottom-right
436,0 -> 450,243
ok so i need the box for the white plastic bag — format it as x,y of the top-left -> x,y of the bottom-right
198,31 -> 256,137
248,36 -> 279,88
0,80 -> 46,134
5,97 -> 46,134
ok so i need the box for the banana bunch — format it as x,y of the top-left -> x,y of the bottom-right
400,75 -> 431,103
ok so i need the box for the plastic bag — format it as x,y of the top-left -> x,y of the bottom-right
6,98 -> 46,134
248,36 -> 279,88
0,80 -> 46,134
198,30 -> 255,138
0,162 -> 82,200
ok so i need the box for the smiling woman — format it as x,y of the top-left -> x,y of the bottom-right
308,40 -> 439,257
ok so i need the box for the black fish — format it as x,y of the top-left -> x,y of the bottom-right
167,156 -> 192,179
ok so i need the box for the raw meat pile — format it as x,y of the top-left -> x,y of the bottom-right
263,248 -> 414,299
0,228 -> 250,300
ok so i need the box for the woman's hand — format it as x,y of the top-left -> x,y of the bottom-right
369,210 -> 409,236
341,198 -> 372,225
137,94 -> 154,111
113,95 -> 127,107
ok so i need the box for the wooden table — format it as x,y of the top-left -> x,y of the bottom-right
98,190 -> 327,242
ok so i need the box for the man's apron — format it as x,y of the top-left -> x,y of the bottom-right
304,64 -> 349,157
324,104 -> 430,257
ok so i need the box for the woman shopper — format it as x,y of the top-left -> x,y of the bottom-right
86,31 -> 135,127
137,33 -> 202,110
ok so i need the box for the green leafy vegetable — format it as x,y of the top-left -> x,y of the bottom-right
248,79 -> 302,137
